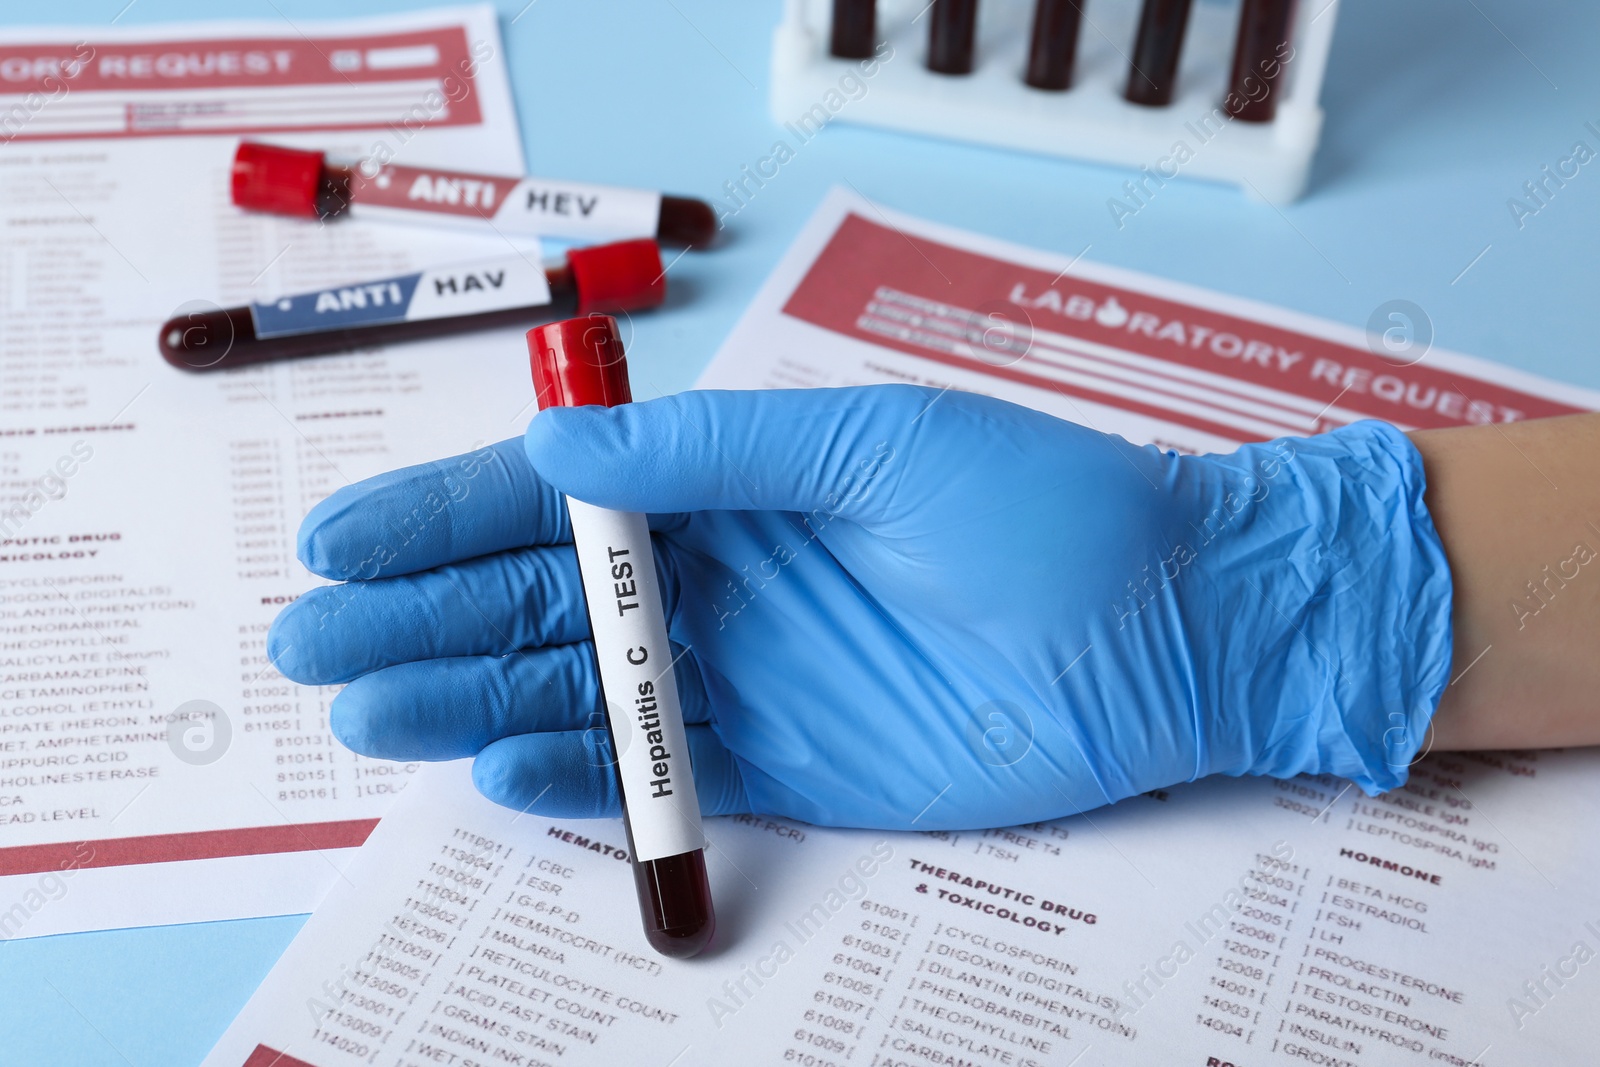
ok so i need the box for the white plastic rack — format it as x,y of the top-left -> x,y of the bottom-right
770,0 -> 1340,201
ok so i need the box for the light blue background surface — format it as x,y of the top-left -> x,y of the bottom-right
1,1 -> 1595,1062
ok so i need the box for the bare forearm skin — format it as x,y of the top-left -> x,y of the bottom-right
1410,414 -> 1600,751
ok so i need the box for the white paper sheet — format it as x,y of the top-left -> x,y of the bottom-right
202,190 -> 1600,1066
0,5 -> 543,938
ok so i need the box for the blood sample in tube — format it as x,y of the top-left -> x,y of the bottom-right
1124,0 -> 1194,107
1225,0 -> 1294,122
1024,0 -> 1084,91
830,0 -> 876,58
158,239 -> 664,371
231,142 -> 718,249
927,0 -> 979,75
527,314 -> 715,959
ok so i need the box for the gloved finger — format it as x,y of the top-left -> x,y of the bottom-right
328,641 -> 713,762
298,437 -> 568,581
524,386 -> 918,523
269,546 -> 590,685
470,725 -> 749,820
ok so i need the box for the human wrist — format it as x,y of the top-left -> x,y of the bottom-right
1187,422 -> 1453,791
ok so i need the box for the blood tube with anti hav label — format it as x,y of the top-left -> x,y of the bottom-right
528,314 -> 714,959
231,141 -> 718,249
158,238 -> 664,371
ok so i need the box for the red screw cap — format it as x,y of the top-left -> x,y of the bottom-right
568,238 -> 666,315
231,142 -> 326,218
528,315 -> 632,410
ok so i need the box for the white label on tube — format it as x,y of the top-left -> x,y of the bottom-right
248,252 -> 549,339
566,498 -> 704,863
404,253 -> 550,320
355,164 -> 662,241
497,179 -> 662,240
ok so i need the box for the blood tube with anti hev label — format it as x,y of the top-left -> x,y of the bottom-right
232,141 -> 717,249
527,315 -> 715,959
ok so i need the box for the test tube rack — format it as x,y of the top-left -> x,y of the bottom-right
770,0 -> 1339,202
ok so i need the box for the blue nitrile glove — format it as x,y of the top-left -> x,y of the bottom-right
268,385 -> 1452,830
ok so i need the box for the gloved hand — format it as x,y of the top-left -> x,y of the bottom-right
268,385 -> 1452,830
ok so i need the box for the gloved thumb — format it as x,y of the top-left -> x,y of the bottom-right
524,386 -> 918,519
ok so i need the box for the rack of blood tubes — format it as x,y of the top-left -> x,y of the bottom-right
770,0 -> 1337,202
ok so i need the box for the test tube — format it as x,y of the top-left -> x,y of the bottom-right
231,142 -> 718,249
1024,0 -> 1084,91
527,315 -> 715,959
158,239 -> 665,371
830,0 -> 876,58
1124,0 -> 1194,107
1225,0 -> 1294,122
927,0 -> 979,75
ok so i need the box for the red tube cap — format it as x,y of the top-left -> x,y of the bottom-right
231,142 -> 326,217
569,239 -> 666,315
528,315 -> 632,410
